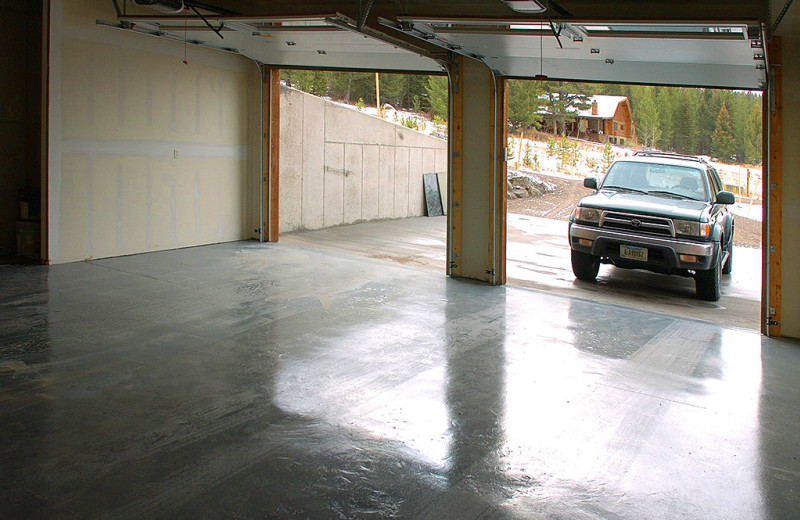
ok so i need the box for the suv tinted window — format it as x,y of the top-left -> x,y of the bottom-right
602,161 -> 707,201
708,168 -> 724,194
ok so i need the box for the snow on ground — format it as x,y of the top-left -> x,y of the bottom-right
731,202 -> 763,221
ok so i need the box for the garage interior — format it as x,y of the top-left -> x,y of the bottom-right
2,1 -> 800,518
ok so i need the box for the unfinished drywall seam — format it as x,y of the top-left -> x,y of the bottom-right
86,157 -> 93,258
145,164 -> 152,249
116,162 -> 123,252
60,139 -> 246,159
146,70 -> 153,127
47,0 -> 63,261
169,174 -> 177,246
117,66 -> 125,127
193,175 -> 201,242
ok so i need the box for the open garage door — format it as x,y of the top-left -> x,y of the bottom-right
106,1 -> 778,334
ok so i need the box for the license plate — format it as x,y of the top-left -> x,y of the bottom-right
620,245 -> 648,262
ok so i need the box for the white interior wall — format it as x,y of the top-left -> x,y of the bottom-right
774,1 -> 800,339
279,86 -> 447,233
48,0 -> 258,263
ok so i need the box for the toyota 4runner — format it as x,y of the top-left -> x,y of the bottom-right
568,151 -> 735,301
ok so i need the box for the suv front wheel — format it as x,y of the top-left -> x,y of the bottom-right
571,250 -> 600,282
695,248 -> 721,301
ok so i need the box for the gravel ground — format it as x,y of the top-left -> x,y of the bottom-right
507,170 -> 762,249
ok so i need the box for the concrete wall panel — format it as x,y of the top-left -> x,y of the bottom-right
279,87 -> 447,232
301,94 -> 325,230
378,146 -> 395,219
280,88 -> 304,232
408,148 -> 424,216
324,143 -> 346,227
362,145 -> 381,221
344,145 -> 364,224
325,103 -> 396,146
436,148 -> 449,211
394,148 -> 410,218
396,127 -> 445,149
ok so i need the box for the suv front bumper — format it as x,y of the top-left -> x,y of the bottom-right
569,223 -> 716,272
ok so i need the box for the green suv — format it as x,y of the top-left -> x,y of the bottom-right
568,152 -> 736,301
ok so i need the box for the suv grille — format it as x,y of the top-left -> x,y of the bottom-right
600,211 -> 674,237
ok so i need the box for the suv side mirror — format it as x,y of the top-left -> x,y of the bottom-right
584,177 -> 598,190
716,191 -> 735,205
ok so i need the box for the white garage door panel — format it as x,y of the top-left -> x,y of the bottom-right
116,15 -> 765,89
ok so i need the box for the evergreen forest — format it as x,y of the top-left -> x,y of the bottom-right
282,69 -> 763,165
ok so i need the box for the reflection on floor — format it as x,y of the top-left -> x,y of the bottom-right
282,215 -> 762,329
1,241 -> 796,520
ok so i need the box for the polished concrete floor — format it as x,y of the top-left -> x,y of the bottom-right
282,215 -> 762,330
1,240 -> 798,519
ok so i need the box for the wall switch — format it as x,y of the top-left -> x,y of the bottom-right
173,149 -> 180,159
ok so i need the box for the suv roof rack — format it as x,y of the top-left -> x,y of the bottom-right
633,150 -> 708,164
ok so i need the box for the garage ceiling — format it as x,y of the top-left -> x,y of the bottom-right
111,1 -> 769,89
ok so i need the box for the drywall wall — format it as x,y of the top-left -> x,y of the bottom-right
774,1 -> 800,339
48,0 -> 258,263
279,86 -> 448,233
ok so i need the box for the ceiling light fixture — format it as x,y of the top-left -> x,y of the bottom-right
501,0 -> 547,13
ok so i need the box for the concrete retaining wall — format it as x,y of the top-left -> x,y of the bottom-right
279,87 -> 448,233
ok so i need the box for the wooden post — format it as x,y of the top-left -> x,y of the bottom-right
746,169 -> 750,197
767,37 -> 782,337
262,66 -> 280,242
448,61 -> 463,278
447,58 -> 506,284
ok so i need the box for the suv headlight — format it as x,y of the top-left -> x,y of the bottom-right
573,207 -> 601,223
674,219 -> 711,237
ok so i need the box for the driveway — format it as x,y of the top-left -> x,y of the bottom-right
281,215 -> 762,330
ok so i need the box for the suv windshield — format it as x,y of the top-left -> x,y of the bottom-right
601,161 -> 708,201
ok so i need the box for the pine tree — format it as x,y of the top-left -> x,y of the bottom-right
655,88 -> 675,150
379,73 -> 407,108
284,70 -> 328,97
698,90 -> 724,155
632,86 -> 660,148
673,88 -> 700,154
508,80 -> 544,131
711,102 -> 737,162
743,103 -> 762,164
425,76 -> 448,121
540,81 -> 591,135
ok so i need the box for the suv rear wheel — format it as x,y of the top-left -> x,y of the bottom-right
571,250 -> 600,282
695,249 -> 721,301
